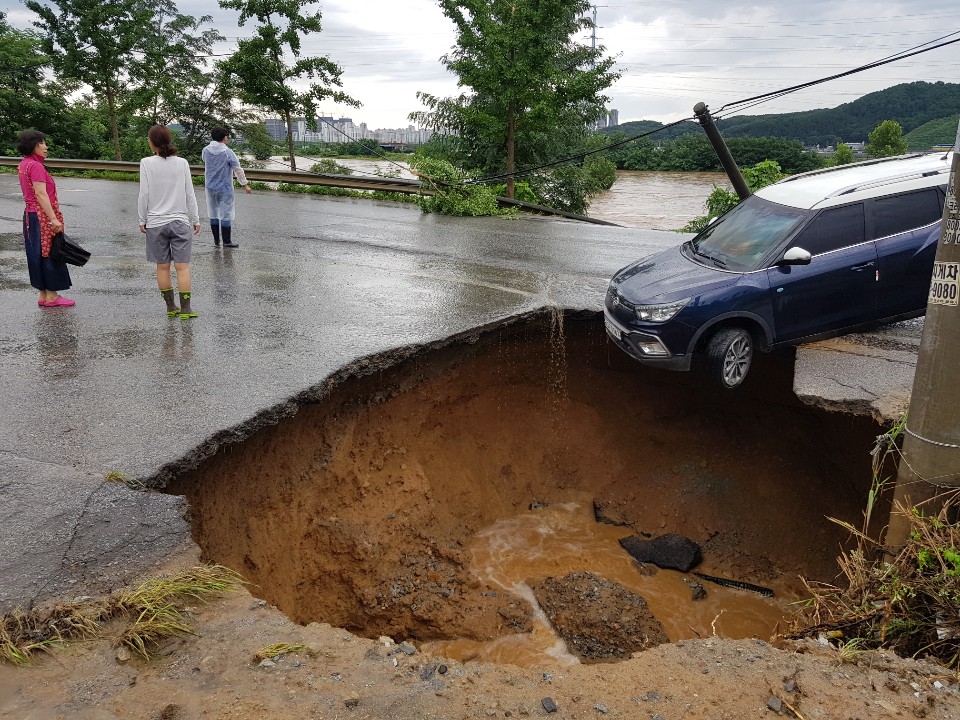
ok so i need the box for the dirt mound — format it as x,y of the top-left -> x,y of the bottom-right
532,571 -> 668,662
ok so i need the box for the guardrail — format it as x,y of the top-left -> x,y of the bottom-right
0,157 -> 620,226
0,156 -> 426,194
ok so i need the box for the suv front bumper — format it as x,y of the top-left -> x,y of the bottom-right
603,311 -> 692,371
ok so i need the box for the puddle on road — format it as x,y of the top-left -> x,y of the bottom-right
168,310 -> 883,668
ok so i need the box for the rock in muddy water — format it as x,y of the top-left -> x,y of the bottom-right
592,499 -> 631,527
619,533 -> 702,572
531,571 -> 668,662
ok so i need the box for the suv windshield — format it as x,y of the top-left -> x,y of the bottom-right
691,195 -> 806,271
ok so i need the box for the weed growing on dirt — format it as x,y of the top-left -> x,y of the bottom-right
790,421 -> 960,670
0,566 -> 243,665
788,420 -> 960,672
793,501 -> 960,669
253,642 -> 315,662
104,470 -> 146,490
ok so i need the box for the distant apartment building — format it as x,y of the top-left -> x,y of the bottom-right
590,109 -> 619,131
263,117 -> 433,146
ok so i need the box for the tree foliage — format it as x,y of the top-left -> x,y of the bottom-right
833,142 -> 854,165
904,114 -> 960,150
0,11 -> 105,157
410,156 -> 508,217
616,134 -> 822,174
411,0 -> 619,205
866,120 -> 908,158
128,1 -> 224,126
25,0 -> 154,160
220,0 -> 359,170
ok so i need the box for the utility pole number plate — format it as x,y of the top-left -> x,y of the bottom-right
930,262 -> 960,306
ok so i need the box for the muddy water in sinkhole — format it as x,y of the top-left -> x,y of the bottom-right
168,311 -> 884,667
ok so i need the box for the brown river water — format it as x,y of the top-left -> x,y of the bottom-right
277,159 -> 728,231
423,502 -> 797,667
588,170 -> 732,230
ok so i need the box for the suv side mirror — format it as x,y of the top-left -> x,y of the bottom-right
779,247 -> 812,265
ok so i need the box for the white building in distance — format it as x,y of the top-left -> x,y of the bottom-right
264,117 -> 433,146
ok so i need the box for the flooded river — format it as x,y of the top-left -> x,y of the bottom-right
588,170 -> 732,230
267,157 -> 727,231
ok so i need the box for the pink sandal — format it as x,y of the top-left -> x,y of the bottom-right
41,296 -> 76,307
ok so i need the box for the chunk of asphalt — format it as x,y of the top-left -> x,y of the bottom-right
619,533 -> 703,572
541,697 -> 558,713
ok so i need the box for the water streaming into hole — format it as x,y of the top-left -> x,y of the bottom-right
422,500 -> 800,667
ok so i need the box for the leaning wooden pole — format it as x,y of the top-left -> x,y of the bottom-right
886,121 -> 960,546
693,102 -> 750,200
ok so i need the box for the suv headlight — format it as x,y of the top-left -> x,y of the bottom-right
634,299 -> 689,323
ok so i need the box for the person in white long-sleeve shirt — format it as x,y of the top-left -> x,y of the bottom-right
138,125 -> 201,318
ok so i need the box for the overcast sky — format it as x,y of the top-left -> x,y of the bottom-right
4,0 -> 960,130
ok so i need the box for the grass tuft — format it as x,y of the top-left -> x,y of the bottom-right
789,421 -> 960,670
0,565 -> 244,666
104,470 -> 146,490
253,642 -> 315,662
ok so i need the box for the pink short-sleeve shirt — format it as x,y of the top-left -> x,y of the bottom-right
18,154 -> 57,214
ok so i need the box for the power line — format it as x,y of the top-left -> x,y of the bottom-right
461,29 -> 960,187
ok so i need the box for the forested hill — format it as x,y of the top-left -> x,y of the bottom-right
603,81 -> 960,147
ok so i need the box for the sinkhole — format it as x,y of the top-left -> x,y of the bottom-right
167,310 -> 884,666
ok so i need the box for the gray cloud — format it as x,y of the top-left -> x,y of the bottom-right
5,0 -> 959,128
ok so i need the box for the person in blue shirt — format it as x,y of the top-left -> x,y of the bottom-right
202,126 -> 252,248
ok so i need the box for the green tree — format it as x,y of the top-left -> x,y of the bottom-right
128,1 -> 224,126
220,0 -> 360,170
0,12 -> 57,152
0,12 -> 106,157
238,121 -> 276,161
834,142 -> 854,165
866,120 -> 908,158
25,0 -> 154,160
410,0 -> 619,200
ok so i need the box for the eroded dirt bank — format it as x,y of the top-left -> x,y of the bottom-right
169,311 -> 882,646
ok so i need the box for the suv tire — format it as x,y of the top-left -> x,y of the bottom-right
706,327 -> 753,390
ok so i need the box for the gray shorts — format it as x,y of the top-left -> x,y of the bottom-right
145,220 -> 193,264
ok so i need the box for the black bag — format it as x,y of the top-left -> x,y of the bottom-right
50,231 -> 91,267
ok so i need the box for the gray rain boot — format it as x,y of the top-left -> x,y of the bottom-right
179,291 -> 198,319
160,288 -> 179,317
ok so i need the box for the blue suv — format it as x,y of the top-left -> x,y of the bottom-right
605,153 -> 952,388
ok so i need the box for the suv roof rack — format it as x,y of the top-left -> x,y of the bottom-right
776,152 -> 932,185
827,166 -> 951,197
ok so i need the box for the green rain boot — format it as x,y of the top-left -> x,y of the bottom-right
160,287 -> 179,317
179,291 -> 198,319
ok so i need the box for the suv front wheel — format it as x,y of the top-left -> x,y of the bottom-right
706,327 -> 753,389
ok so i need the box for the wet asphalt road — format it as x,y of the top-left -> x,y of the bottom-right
0,174 -> 683,611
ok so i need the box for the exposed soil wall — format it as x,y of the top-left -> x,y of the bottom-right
169,311 -> 882,645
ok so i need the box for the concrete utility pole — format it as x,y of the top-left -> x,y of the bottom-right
886,120 -> 960,546
693,102 -> 751,200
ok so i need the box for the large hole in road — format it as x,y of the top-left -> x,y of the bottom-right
168,311 -> 882,665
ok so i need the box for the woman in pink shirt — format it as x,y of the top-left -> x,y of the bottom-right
17,130 -> 74,307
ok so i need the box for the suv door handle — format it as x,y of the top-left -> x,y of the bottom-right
850,261 -> 876,271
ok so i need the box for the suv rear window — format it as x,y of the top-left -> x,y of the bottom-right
792,203 -> 865,255
871,188 -> 943,239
